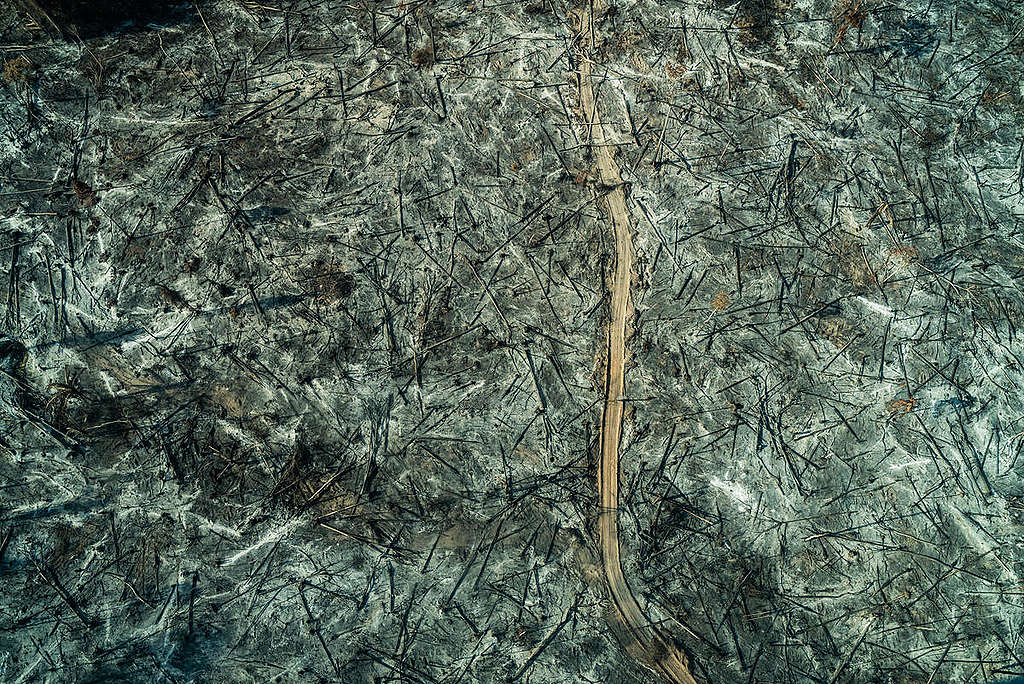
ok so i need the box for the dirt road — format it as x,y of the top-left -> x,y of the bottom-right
572,6 -> 698,684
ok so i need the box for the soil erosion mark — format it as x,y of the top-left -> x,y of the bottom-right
572,5 -> 698,684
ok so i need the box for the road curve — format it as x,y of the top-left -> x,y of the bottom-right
571,6 -> 698,684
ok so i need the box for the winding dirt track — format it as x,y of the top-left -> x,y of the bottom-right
572,6 -> 698,684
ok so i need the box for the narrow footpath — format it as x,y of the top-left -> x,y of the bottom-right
572,5 -> 698,683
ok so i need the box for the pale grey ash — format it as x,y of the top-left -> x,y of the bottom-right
1,0 -> 1023,683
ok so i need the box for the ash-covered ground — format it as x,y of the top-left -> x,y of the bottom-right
1,0 -> 1023,682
